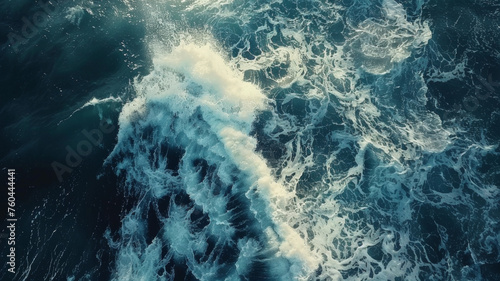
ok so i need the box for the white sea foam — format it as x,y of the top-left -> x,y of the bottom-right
65,5 -> 89,26
346,0 -> 431,75
108,41 -> 319,280
58,96 -> 122,125
105,0 -> 499,280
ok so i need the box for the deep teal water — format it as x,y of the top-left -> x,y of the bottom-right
1,0 -> 499,280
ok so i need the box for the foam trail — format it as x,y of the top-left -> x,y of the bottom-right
58,96 -> 122,125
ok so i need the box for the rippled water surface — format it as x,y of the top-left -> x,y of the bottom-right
1,0 -> 499,280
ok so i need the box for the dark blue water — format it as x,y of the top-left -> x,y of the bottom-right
1,0 -> 499,280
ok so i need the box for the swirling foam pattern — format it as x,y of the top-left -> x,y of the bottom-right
95,0 -> 500,280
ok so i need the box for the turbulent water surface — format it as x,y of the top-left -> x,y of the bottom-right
1,0 -> 500,280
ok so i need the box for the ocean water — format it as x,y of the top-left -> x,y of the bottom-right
0,0 -> 499,280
